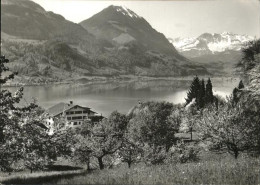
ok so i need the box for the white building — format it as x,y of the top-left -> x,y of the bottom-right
44,101 -> 104,131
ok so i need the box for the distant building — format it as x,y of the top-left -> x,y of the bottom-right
44,101 -> 104,132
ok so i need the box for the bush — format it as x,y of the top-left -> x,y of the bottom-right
166,142 -> 200,164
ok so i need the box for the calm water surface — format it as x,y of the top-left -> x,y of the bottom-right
6,79 -> 238,116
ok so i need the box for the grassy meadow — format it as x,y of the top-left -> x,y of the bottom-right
44,153 -> 260,185
0,169 -> 87,184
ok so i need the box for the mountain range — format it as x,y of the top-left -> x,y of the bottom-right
169,32 -> 254,75
1,0 -> 208,85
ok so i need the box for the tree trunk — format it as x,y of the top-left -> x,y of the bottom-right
127,161 -> 131,168
98,157 -> 104,170
87,160 -> 91,171
190,127 -> 193,141
234,150 -> 239,159
30,169 -> 33,173
215,98 -> 219,110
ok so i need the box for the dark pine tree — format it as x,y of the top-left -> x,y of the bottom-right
205,78 -> 214,104
238,80 -> 245,89
232,87 -> 239,105
232,80 -> 245,105
185,76 -> 200,106
197,79 -> 206,108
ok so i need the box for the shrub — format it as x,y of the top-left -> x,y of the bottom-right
166,142 -> 200,164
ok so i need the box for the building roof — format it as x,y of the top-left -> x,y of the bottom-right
46,102 -> 95,117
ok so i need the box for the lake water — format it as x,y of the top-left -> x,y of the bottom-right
5,78 -> 238,116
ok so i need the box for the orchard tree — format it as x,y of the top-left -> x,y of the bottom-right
22,120 -> 54,173
87,111 -> 128,169
50,127 -> 77,160
197,99 -> 260,159
73,135 -> 92,170
185,105 -> 200,141
72,122 -> 93,170
118,131 -> 143,168
0,56 -> 40,171
128,102 -> 180,164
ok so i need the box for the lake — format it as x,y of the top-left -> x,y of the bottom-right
5,78 -> 238,116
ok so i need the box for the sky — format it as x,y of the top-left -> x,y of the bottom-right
32,0 -> 260,39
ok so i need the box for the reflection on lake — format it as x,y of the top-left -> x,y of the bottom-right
5,79 -> 238,116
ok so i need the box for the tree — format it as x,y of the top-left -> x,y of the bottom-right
233,39 -> 260,156
73,135 -> 92,170
197,79 -> 206,108
185,77 -> 214,109
118,136 -> 143,168
238,80 -> 245,89
42,65 -> 52,77
185,76 -> 200,106
128,102 -> 180,164
237,39 -> 260,76
26,54 -> 39,76
72,122 -> 93,171
21,115 -> 54,173
86,111 -> 128,169
232,80 -> 245,106
4,100 -> 53,173
205,78 -> 214,104
185,105 -> 200,141
50,127 -> 77,161
0,56 -> 56,172
232,87 -> 239,105
197,99 -> 260,159
0,56 -> 40,171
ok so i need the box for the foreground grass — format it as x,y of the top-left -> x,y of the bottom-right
53,154 -> 260,185
0,169 -> 86,184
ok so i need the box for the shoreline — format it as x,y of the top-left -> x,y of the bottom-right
3,75 -> 239,88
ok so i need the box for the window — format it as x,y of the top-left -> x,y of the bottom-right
65,111 -> 74,115
67,117 -> 72,120
75,111 -> 82,114
74,122 -> 77,125
83,110 -> 88,114
72,116 -> 83,120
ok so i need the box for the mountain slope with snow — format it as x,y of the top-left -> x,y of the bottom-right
80,5 -> 182,57
169,32 -> 254,75
79,5 -> 209,76
169,32 -> 254,58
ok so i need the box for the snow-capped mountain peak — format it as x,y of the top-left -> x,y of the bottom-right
169,32 -> 254,56
114,5 -> 140,18
168,37 -> 196,50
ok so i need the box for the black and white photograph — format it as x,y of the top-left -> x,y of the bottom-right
0,0 -> 260,184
